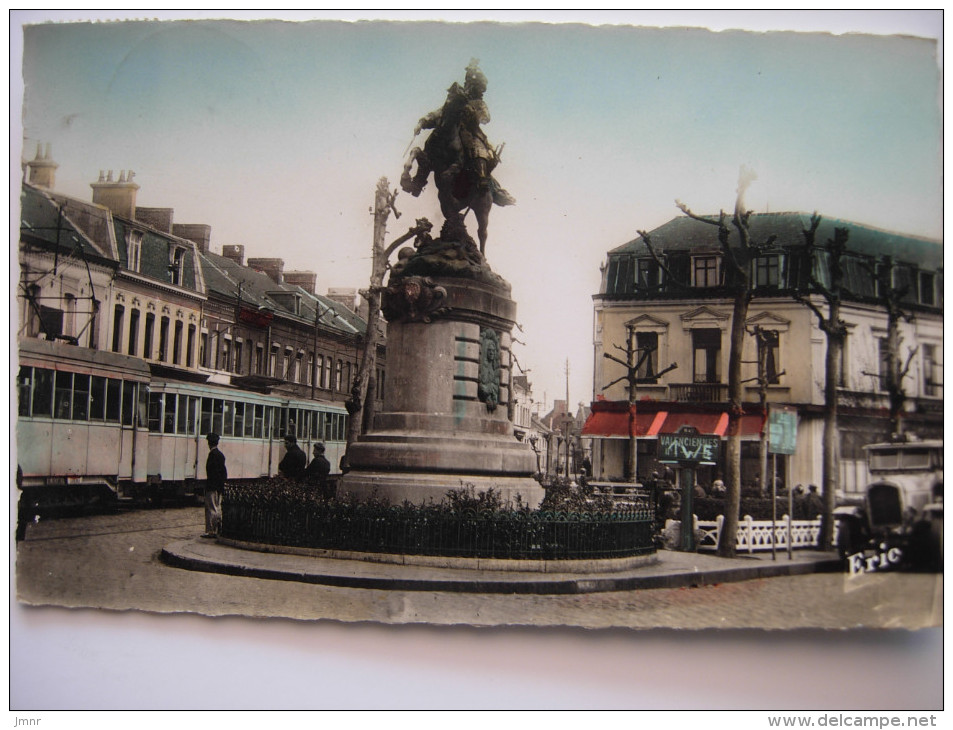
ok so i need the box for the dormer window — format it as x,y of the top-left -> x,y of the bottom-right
169,247 -> 185,286
754,254 -> 782,288
127,230 -> 143,272
692,255 -> 720,287
637,258 -> 660,290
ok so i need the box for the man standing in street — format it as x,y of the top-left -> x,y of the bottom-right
305,442 -> 333,498
204,432 -> 227,538
278,433 -> 307,483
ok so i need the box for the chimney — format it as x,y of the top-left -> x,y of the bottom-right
283,271 -> 316,295
91,168 -> 140,219
247,257 -> 284,285
172,223 -> 211,253
135,207 -> 174,233
222,244 -> 245,266
326,287 -> 358,311
26,143 -> 58,190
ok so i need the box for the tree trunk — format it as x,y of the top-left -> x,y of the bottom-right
819,330 -> 843,551
344,179 -> 392,459
717,291 -> 750,558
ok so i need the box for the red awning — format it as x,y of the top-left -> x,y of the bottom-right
582,401 -> 765,439
581,401 -> 666,439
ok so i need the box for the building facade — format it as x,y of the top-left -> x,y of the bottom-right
587,212 -> 942,495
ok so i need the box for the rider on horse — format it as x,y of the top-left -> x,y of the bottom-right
401,60 -> 513,251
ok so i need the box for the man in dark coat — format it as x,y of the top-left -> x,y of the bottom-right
305,442 -> 333,498
204,432 -> 227,538
278,434 -> 307,482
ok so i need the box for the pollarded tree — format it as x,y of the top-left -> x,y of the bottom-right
641,168 -> 775,558
792,215 -> 848,551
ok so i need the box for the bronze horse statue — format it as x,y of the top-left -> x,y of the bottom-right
400,61 -> 514,255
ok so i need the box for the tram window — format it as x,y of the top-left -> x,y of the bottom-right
54,371 -> 73,419
187,396 -> 198,435
212,399 -> 224,436
32,368 -> 53,417
298,409 -> 308,439
90,376 -> 107,420
324,413 -> 333,441
164,393 -> 177,433
105,379 -> 121,422
176,394 -> 188,434
275,408 -> 286,439
234,402 -> 245,437
138,385 -> 148,428
253,405 -> 265,439
73,374 -> 90,421
200,398 -> 212,435
148,393 -> 162,431
311,411 -> 322,439
17,367 -> 32,417
223,400 -> 234,437
263,407 -> 273,440
122,382 -> 136,426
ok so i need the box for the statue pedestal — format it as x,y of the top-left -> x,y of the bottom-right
341,275 -> 545,508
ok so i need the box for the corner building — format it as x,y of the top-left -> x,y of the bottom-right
588,212 -> 942,496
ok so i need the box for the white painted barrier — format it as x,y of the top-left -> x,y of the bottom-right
691,514 -> 822,553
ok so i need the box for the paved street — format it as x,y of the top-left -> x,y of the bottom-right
14,505 -> 942,630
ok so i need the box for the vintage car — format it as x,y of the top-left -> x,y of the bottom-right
834,436 -> 943,570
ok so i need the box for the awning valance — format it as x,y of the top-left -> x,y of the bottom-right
582,401 -> 765,439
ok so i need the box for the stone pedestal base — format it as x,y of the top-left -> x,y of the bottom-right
341,275 -> 545,508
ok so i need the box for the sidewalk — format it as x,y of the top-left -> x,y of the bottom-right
160,537 -> 843,594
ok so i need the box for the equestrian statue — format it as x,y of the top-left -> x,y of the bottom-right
401,59 -> 514,255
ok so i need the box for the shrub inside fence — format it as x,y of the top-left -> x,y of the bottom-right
221,482 -> 655,560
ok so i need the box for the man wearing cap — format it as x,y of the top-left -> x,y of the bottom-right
278,433 -> 307,482
204,432 -> 227,538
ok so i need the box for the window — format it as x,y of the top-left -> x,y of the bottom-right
692,256 -> 720,287
923,344 -> 941,397
199,332 -> 208,367
54,372 -> 72,419
170,247 -> 185,286
335,360 -> 343,391
234,402 -> 245,436
32,368 -> 53,417
307,353 -> 315,385
255,344 -> 264,375
919,271 -> 936,306
17,367 -> 32,417
158,317 -> 170,362
269,346 -> 278,377
148,392 -> 162,431
176,394 -> 189,434
143,313 -> 155,359
221,337 -> 231,371
692,328 -> 722,383
126,309 -> 139,356
163,393 -> 177,433
105,379 -> 121,422
878,337 -> 890,391
758,330 -> 781,384
637,258 -> 660,290
187,325 -> 196,367
234,340 -> 243,374
222,400 -> 234,437
754,255 -> 781,288
173,320 -> 183,365
90,377 -> 106,420
112,305 -> 125,353
72,374 -> 90,421
282,350 -> 291,379
127,231 -> 143,272
634,332 -> 658,380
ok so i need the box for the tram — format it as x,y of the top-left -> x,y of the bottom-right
16,338 -> 350,507
16,338 -> 151,506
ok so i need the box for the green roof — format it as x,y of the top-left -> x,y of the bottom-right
609,212 -> 941,269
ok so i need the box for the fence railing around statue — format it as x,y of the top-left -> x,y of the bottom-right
222,484 -> 657,560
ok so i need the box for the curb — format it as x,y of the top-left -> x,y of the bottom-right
160,539 -> 844,595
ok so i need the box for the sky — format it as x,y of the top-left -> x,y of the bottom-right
12,10 -> 943,413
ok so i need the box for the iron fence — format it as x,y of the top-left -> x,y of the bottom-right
222,485 -> 655,560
